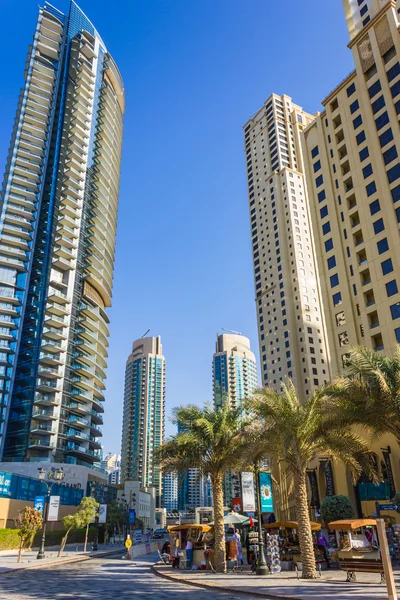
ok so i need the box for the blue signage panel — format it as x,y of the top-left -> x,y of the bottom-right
34,496 -> 45,515
378,503 -> 397,511
0,471 -> 12,497
128,509 -> 136,524
259,472 -> 274,512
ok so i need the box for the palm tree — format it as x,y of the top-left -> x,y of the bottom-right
156,403 -> 252,573
251,382 -> 376,579
327,345 -> 400,441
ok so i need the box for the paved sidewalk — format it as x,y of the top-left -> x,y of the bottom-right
0,542 -> 127,574
154,563 -> 400,600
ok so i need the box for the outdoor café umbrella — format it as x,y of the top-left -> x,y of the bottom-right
209,512 -> 257,525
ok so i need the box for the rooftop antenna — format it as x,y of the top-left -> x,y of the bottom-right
141,328 -> 150,338
221,328 -> 242,335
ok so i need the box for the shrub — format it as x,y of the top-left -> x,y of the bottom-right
320,495 -> 354,525
0,529 -> 21,550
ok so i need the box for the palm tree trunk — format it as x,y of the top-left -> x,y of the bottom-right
211,474 -> 226,573
58,527 -> 71,557
84,523 -> 89,553
293,469 -> 317,579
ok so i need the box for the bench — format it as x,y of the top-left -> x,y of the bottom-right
339,558 -> 385,583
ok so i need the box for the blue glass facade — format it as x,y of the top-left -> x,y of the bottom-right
0,1 -> 124,465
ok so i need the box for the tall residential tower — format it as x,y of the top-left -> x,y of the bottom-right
121,336 -> 165,506
0,1 -> 124,465
212,333 -> 258,409
244,95 -> 331,394
212,332 -> 258,506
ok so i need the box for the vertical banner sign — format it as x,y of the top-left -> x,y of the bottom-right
232,497 -> 242,512
241,472 -> 256,512
98,504 -> 107,524
259,472 -> 274,512
320,460 -> 336,497
47,496 -> 60,521
306,470 -> 320,509
34,496 -> 45,515
382,450 -> 396,498
0,471 -> 12,497
128,508 -> 136,524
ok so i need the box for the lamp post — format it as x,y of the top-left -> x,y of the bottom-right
254,462 -> 269,576
37,467 -> 65,559
92,510 -> 99,551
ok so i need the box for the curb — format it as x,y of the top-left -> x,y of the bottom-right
151,564 -> 298,600
0,549 -> 123,576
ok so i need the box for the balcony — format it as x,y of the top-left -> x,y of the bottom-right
36,378 -> 60,393
34,393 -> 59,407
32,408 -> 58,420
28,438 -> 56,449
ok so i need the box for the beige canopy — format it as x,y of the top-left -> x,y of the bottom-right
328,519 -> 377,531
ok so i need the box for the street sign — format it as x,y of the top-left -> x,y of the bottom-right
125,538 -> 132,549
47,496 -> 60,521
378,503 -> 398,511
34,496 -> 45,515
134,529 -> 142,543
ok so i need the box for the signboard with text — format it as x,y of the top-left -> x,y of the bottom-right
47,496 -> 60,521
259,472 -> 274,512
98,504 -> 107,524
34,496 -> 45,515
241,472 -> 256,512
232,497 -> 242,512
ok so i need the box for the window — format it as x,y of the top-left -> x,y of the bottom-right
347,82 -> 356,97
390,303 -> 400,320
316,175 -> 324,187
363,163 -> 373,178
359,147 -> 370,162
318,190 -> 326,203
383,145 -> 398,165
387,163 -> 400,184
387,62 -> 400,82
396,328 -> 400,343
391,185 -> 400,203
391,81 -> 400,98
322,222 -> 331,235
369,199 -> 380,215
373,218 -> 385,234
397,207 -> 400,223
311,146 -> 319,159
320,206 -> 328,219
368,80 -> 382,98
382,258 -> 394,275
333,292 -> 342,306
386,280 -> 398,297
313,160 -> 321,173
372,96 -> 386,114
380,128 -> 394,147
366,181 -> 377,197
353,115 -> 363,129
375,111 -> 390,130
325,238 -> 334,252
356,131 -> 366,145
377,238 -> 389,254
330,274 -> 339,288
327,256 -> 336,270
350,99 -> 359,114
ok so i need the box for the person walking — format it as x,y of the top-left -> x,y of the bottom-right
232,529 -> 243,565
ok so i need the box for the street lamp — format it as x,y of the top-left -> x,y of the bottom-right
254,461 -> 269,576
37,467 -> 65,559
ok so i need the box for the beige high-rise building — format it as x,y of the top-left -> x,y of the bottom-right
303,0 -> 400,376
244,95 -> 331,396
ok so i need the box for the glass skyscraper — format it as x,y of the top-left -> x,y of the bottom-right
0,1 -> 124,466
121,336 -> 165,506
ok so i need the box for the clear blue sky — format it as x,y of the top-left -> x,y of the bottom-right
0,0 -> 354,453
